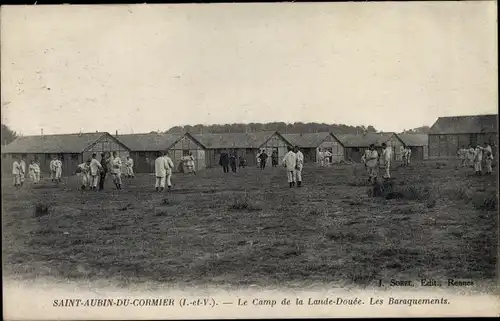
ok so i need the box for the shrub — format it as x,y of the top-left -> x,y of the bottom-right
34,203 -> 50,217
228,194 -> 262,212
471,192 -> 497,211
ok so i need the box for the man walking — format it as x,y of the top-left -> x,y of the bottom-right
155,151 -> 174,192
54,156 -> 63,183
229,150 -> 237,173
381,143 -> 393,179
110,151 -> 123,190
49,155 -> 57,183
12,156 -> 22,188
19,156 -> 26,186
219,150 -> 230,173
125,155 -> 135,178
99,153 -> 108,190
282,146 -> 297,188
271,150 -> 278,167
484,142 -> 493,175
89,153 -> 103,190
363,144 -> 379,184
259,149 -> 268,170
294,145 -> 304,187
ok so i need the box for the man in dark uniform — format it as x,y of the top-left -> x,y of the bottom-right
229,150 -> 237,173
258,149 -> 268,170
99,152 -> 109,190
219,150 -> 230,173
271,150 -> 278,167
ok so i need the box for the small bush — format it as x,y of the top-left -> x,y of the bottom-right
162,198 -> 179,206
471,192 -> 497,211
228,194 -> 262,212
399,185 -> 432,201
34,203 -> 50,217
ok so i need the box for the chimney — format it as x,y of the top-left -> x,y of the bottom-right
116,130 -> 118,136
41,128 -> 44,137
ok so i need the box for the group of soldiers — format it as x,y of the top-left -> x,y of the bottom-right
11,155 -> 62,188
457,142 -> 494,175
74,152 -> 130,190
361,143 -> 395,183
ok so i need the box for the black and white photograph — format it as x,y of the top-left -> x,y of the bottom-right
1,2 -> 498,319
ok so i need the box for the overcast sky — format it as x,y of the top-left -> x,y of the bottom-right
1,2 -> 497,136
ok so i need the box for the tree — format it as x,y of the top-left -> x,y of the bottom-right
1,124 -> 17,145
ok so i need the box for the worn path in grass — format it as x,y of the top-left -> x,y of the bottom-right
2,160 -> 497,288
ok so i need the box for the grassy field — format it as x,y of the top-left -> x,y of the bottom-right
2,160 -> 498,289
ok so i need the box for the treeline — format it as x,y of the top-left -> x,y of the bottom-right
1,124 -> 17,145
165,122 -> 379,135
402,126 -> 431,134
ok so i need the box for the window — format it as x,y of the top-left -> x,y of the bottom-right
353,147 -> 360,152
139,151 -> 146,157
183,149 -> 190,156
71,153 -> 79,160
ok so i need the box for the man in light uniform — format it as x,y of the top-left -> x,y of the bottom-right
89,153 -> 103,190
318,148 -> 325,167
282,146 -> 297,188
28,160 -> 36,182
19,156 -> 26,186
75,159 -> 91,190
110,151 -> 123,190
12,156 -> 22,187
473,143 -> 483,175
405,147 -> 412,166
54,156 -> 63,183
381,143 -> 393,179
466,145 -> 475,168
125,155 -> 135,178
49,156 -> 57,182
31,157 -> 41,183
457,146 -> 466,167
155,151 -> 174,192
363,144 -> 379,183
294,145 -> 304,187
483,142 -> 493,175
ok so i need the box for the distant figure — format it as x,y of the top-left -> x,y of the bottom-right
155,151 -> 174,192
125,155 -> 135,178
75,159 -> 91,190
271,150 -> 278,167
229,150 -> 237,173
19,156 -> 26,186
187,152 -> 196,174
323,149 -> 332,167
466,145 -> 475,168
164,151 -> 174,190
30,158 -> 41,183
99,153 -> 109,191
458,146 -> 466,167
473,144 -> 483,175
89,153 -> 103,190
294,145 -> 304,187
363,144 -> 379,184
256,151 -> 261,168
381,143 -> 392,179
54,156 -> 63,183
12,156 -> 22,188
318,148 -> 326,167
28,160 -> 36,182
110,151 -> 123,190
282,146 -> 297,188
219,150 -> 230,173
49,156 -> 58,182
259,149 -> 268,170
484,142 -> 493,175
238,155 -> 246,168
